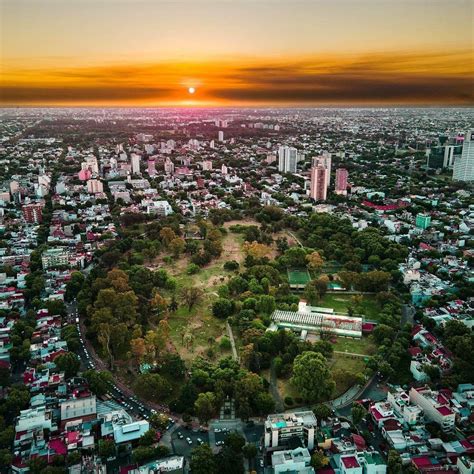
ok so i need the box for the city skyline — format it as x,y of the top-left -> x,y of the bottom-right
1,0 -> 473,106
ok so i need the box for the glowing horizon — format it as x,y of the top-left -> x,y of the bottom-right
1,0 -> 473,106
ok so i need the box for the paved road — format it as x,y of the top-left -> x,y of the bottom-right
67,302 -> 176,425
226,321 -> 239,362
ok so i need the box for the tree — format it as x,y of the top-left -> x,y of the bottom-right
224,432 -> 246,453
242,443 -> 257,462
190,444 -> 217,474
159,227 -> 177,247
139,429 -> 158,447
149,413 -> 169,431
132,446 -> 155,464
65,271 -> 85,301
304,276 -> 329,304
181,286 -> 204,312
133,373 -> 172,401
54,352 -> 80,378
66,451 -> 82,466
243,241 -> 271,259
130,337 -> 147,365
212,298 -> 235,319
306,251 -> 324,272
351,403 -> 368,425
313,404 -> 332,421
194,392 -> 217,424
0,449 -> 13,470
291,352 -> 335,403
98,439 -> 116,459
311,450 -> 329,470
169,237 -> 186,258
83,370 -> 112,396
387,450 -> 403,474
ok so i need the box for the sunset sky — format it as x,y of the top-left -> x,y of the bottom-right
1,0 -> 473,106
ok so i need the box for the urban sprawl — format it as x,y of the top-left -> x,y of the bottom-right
0,107 -> 473,474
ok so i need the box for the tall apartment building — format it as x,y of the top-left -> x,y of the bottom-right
409,386 -> 455,431
310,166 -> 328,201
147,158 -> 156,177
218,130 -> 224,142
264,411 -> 317,451
85,156 -> 99,174
22,203 -> 43,223
131,153 -> 141,175
313,151 -> 332,185
335,168 -> 348,195
164,158 -> 175,174
453,129 -> 474,181
86,179 -> 103,194
278,146 -> 298,173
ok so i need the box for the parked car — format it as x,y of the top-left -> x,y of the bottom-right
186,437 -> 192,445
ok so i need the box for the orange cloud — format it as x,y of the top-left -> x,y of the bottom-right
1,49 -> 473,105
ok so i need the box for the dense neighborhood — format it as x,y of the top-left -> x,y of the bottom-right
0,107 -> 472,474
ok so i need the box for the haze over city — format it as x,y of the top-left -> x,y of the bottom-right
1,0 -> 473,106
0,1 -> 473,474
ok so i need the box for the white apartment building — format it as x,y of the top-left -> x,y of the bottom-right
409,387 -> 455,431
41,248 -> 69,269
264,411 -> 317,451
453,129 -> 474,181
278,146 -> 298,173
387,388 -> 423,426
131,153 -> 141,175
271,447 -> 314,474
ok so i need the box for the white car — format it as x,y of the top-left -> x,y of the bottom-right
186,437 -> 192,445
214,428 -> 221,433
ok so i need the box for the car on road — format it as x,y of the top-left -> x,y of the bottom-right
259,459 -> 264,468
197,438 -> 203,445
177,432 -> 184,439
214,428 -> 221,433
215,441 -> 224,446
186,437 -> 192,445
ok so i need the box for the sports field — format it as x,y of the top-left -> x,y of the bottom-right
287,268 -> 311,288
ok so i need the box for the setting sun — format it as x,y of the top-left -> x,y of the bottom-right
188,87 -> 196,94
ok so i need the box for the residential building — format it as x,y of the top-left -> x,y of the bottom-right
453,129 -> 474,181
264,411 -> 317,451
202,160 -> 213,171
218,130 -> 224,142
310,166 -> 328,201
147,158 -> 156,177
415,214 -> 431,230
86,179 -> 103,194
271,447 -> 314,474
60,394 -> 97,428
335,168 -> 349,195
409,386 -> 456,431
131,153 -> 141,175
22,203 -> 43,223
278,146 -> 298,173
41,248 -> 69,269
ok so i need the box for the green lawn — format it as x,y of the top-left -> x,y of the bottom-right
318,293 -> 381,320
331,336 -> 376,355
329,354 -> 367,397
